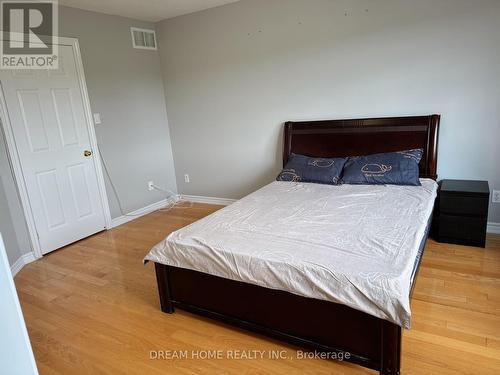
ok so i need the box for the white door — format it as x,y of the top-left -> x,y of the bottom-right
0,43 -> 107,254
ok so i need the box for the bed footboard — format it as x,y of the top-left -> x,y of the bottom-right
154,263 -> 401,375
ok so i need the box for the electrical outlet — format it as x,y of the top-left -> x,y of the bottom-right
493,190 -> 500,203
93,113 -> 102,125
148,181 -> 154,191
184,174 -> 190,183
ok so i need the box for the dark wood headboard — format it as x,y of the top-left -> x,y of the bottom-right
283,115 -> 440,179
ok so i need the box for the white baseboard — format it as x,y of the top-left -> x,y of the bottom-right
181,197 -> 500,237
11,252 -> 37,277
11,197 -> 180,275
110,196 -> 179,228
487,222 -> 500,234
8,207 -> 499,277
181,195 -> 237,206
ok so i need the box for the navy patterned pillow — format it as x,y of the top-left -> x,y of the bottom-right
277,154 -> 347,185
341,149 -> 423,186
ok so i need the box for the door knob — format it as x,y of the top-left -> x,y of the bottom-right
84,150 -> 92,157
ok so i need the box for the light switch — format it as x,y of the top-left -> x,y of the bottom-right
93,113 -> 102,125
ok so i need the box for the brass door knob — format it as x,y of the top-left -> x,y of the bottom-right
84,150 -> 92,157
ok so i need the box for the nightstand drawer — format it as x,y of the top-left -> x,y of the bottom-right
438,214 -> 487,246
439,194 -> 489,216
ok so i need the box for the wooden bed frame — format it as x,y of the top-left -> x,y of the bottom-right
154,115 -> 440,375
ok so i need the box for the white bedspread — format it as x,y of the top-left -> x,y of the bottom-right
145,179 -> 437,328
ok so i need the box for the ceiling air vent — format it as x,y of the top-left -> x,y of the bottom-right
131,27 -> 157,50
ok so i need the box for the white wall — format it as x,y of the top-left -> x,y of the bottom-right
157,0 -> 500,222
0,131 -> 32,265
0,234 -> 38,374
0,181 -> 23,265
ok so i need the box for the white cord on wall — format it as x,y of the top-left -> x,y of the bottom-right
97,144 -> 192,217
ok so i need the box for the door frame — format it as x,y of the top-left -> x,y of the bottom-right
0,35 -> 112,259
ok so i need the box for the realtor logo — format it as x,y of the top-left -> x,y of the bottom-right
1,0 -> 58,69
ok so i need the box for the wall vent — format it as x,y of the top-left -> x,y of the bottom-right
131,27 -> 157,50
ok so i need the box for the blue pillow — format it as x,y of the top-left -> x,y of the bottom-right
341,149 -> 423,186
277,154 -> 347,185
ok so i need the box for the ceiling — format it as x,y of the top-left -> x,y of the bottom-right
59,0 -> 240,22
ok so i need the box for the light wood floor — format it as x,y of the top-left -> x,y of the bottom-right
15,203 -> 500,374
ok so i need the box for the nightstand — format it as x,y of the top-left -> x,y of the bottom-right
436,179 -> 490,248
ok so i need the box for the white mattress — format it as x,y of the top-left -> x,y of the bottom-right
145,179 -> 438,328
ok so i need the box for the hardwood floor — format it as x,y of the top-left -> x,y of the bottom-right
15,203 -> 500,374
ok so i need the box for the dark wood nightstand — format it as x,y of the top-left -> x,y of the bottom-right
436,179 -> 490,247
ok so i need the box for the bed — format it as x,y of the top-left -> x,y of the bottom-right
146,115 -> 440,375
